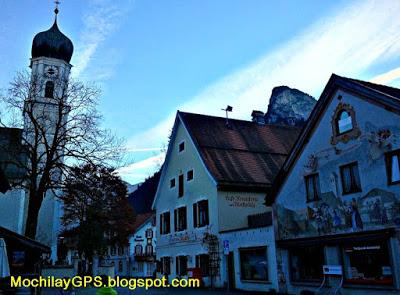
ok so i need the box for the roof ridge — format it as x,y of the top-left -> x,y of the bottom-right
201,145 -> 290,155
178,111 -> 301,130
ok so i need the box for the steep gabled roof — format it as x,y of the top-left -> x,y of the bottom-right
267,74 -> 400,205
131,212 -> 154,234
179,112 -> 301,191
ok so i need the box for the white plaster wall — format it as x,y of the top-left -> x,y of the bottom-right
154,118 -> 222,285
220,226 -> 278,293
218,191 -> 269,232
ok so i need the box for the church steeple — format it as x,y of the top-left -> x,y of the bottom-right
31,2 -> 73,63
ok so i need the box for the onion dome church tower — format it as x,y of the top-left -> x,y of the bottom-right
26,3 -> 74,260
30,3 -> 73,100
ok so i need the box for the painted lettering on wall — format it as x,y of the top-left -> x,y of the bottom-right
225,195 -> 258,208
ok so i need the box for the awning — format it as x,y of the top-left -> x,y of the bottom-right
0,226 -> 50,253
277,228 -> 395,248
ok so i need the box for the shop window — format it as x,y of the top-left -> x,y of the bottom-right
160,257 -> 171,275
178,174 -> 184,197
290,245 -> 324,282
134,244 -> 143,256
342,241 -> 393,285
160,211 -> 170,235
187,170 -> 194,181
195,254 -> 210,276
45,81 -> 54,98
239,247 -> 268,281
385,149 -> 400,185
340,162 -> 362,195
170,178 -> 176,188
176,256 -> 188,276
331,103 -> 360,145
193,200 -> 209,228
305,173 -> 321,202
174,206 -> 187,232
179,141 -> 185,152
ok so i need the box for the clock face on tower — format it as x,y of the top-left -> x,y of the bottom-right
44,65 -> 59,78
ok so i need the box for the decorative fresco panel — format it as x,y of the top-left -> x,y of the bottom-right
277,124 -> 400,240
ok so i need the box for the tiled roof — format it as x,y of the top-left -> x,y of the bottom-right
131,212 -> 154,232
179,112 -> 301,191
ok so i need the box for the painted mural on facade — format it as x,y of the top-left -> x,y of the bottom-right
277,122 -> 400,240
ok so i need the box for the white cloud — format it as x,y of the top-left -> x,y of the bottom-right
72,0 -> 131,79
370,67 -> 400,84
117,153 -> 165,183
122,0 -> 400,183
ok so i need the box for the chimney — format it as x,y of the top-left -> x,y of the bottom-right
251,110 -> 265,125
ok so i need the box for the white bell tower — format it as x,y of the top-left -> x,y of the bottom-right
26,2 -> 74,261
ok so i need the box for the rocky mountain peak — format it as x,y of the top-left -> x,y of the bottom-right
264,86 -> 316,127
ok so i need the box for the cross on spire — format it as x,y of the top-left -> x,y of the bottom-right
54,0 -> 60,16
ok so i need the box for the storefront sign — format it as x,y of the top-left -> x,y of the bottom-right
225,195 -> 257,208
323,265 -> 342,275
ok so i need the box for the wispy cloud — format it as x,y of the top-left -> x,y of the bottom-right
371,67 -> 400,84
117,153 -> 165,183
120,0 -> 400,183
72,0 -> 132,79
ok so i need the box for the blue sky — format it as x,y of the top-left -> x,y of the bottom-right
1,0 -> 400,184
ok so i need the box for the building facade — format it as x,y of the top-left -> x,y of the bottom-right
128,213 -> 157,277
153,111 -> 299,290
271,75 -> 400,294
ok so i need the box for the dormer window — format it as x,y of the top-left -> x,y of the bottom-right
337,110 -> 353,134
331,103 -> 360,145
45,81 -> 54,98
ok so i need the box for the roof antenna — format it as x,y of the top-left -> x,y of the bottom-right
54,0 -> 60,21
221,105 -> 233,127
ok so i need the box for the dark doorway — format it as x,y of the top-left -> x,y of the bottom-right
227,251 -> 235,290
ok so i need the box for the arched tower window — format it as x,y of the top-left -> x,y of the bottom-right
331,103 -> 360,145
336,110 -> 353,134
45,81 -> 54,98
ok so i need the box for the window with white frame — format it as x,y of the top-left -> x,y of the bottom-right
385,149 -> 400,185
174,206 -> 187,232
160,211 -> 170,235
193,200 -> 209,228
